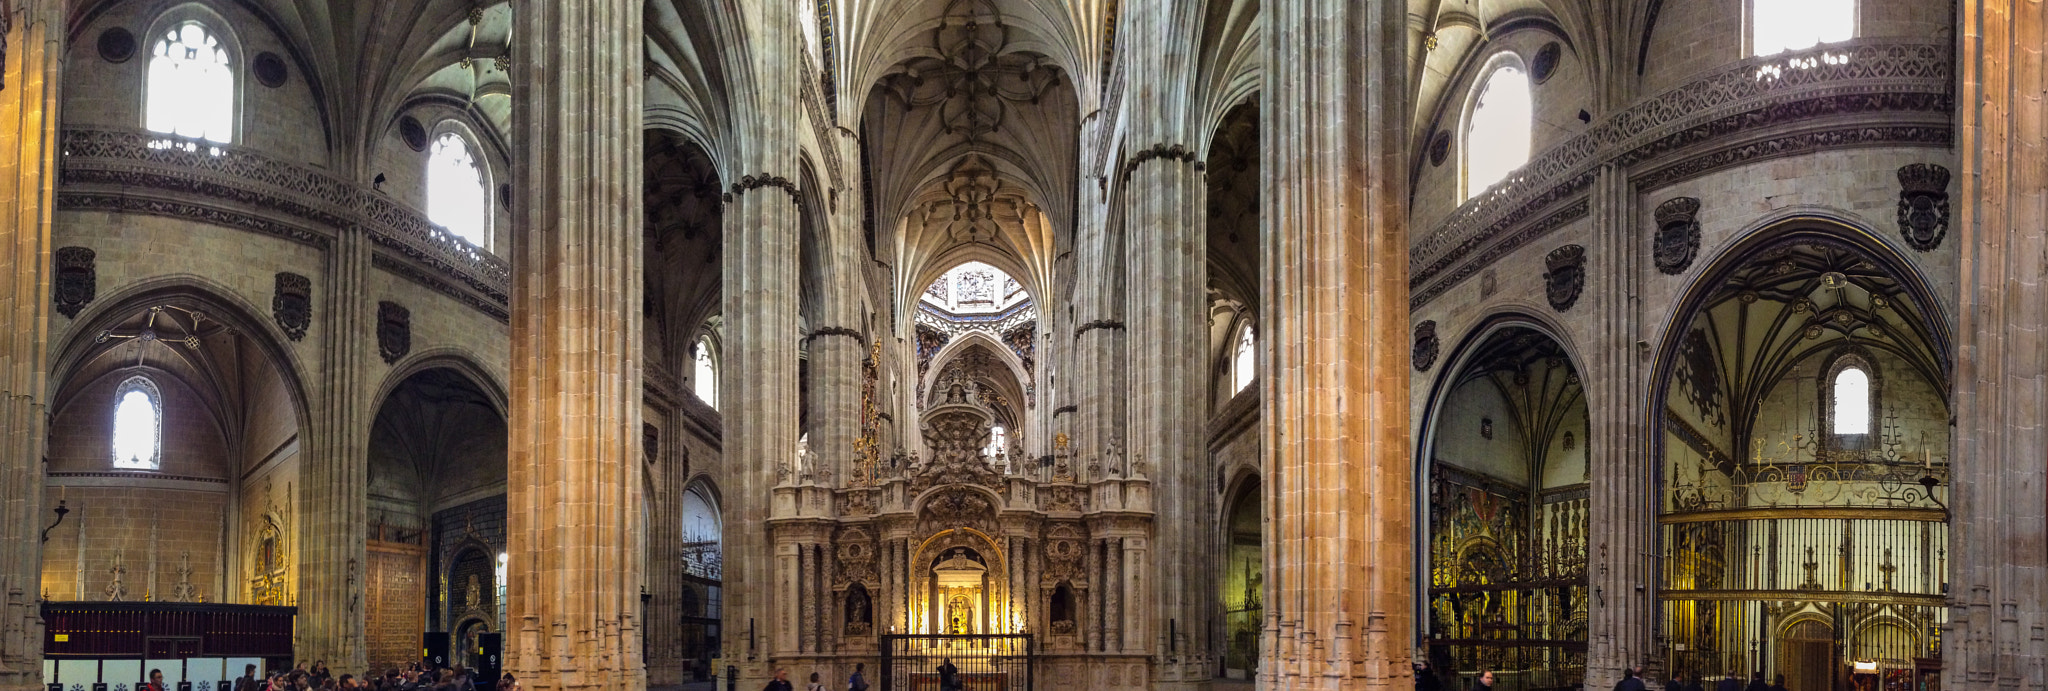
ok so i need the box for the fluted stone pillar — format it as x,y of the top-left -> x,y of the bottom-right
1585,164 -> 1652,687
300,228 -> 370,669
1952,2 -> 2048,688
507,2 -> 646,689
0,3 -> 60,689
1259,0 -> 1412,688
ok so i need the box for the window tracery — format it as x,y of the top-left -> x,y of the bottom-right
146,22 -> 234,143
1752,0 -> 1855,56
694,337 -> 718,409
1464,64 -> 1532,200
427,131 -> 492,247
1232,324 -> 1256,395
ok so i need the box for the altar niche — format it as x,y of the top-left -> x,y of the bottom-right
911,532 -> 1015,636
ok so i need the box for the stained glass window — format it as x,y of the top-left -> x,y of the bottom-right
1833,366 -> 1870,434
1465,65 -> 1532,200
146,23 -> 234,143
694,337 -> 718,409
427,132 -> 491,247
1753,0 -> 1854,56
1233,325 -> 1256,394
112,376 -> 162,470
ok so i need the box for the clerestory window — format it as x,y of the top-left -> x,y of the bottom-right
146,22 -> 235,143
1464,64 -> 1532,200
111,376 -> 163,470
427,131 -> 492,248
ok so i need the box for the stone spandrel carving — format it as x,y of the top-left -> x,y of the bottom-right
377,301 -> 411,364
1653,197 -> 1703,275
1544,244 -> 1586,312
917,488 -> 998,538
53,247 -> 96,319
1412,320 -> 1440,372
1896,163 -> 1950,251
273,272 -> 312,340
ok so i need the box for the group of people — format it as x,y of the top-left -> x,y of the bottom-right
760,662 -> 872,691
1414,660 -> 1792,691
139,661 -> 520,691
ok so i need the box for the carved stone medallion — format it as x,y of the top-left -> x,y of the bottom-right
1544,244 -> 1587,312
252,52 -> 288,88
1896,163 -> 1950,251
1652,197 -> 1702,275
377,301 -> 411,364
1531,42 -> 1562,84
398,116 -> 430,152
1412,320 -> 1440,372
1429,130 -> 1452,167
53,247 -> 96,318
273,272 -> 311,341
97,27 -> 137,63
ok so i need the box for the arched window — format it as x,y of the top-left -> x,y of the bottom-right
1752,0 -> 1855,56
494,552 -> 508,628
1232,324 -> 1256,394
1464,64 -> 1533,200
146,22 -> 235,143
1832,366 -> 1871,435
693,337 -> 718,409
427,132 -> 492,247
111,376 -> 163,470
985,425 -> 1007,458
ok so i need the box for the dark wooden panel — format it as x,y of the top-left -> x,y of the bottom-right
42,602 -> 296,659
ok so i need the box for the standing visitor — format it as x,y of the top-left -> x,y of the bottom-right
805,672 -> 825,691
763,668 -> 793,691
847,663 -> 869,691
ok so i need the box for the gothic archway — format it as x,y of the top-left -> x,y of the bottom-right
1650,220 -> 1951,688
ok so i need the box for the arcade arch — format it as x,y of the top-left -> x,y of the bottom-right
1419,321 -> 1590,691
1652,224 -> 1951,690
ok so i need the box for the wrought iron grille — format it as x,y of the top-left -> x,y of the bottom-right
879,634 -> 1033,691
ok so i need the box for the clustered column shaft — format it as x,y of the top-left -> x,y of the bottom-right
0,3 -> 61,688
506,1 -> 647,690
1259,0 -> 1412,688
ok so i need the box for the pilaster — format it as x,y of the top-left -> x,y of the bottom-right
1952,1 -> 2048,689
0,3 -> 59,689
300,227 -> 370,670
1585,163 -> 1652,687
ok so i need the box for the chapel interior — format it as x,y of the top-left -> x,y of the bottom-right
0,1 -> 2042,691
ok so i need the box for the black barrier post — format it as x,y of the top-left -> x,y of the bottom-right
726,665 -> 737,691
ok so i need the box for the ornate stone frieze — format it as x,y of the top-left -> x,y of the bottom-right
272,272 -> 311,340
377,301 -> 411,364
1896,163 -> 1950,251
727,173 -> 799,203
1412,41 -> 1952,302
1652,197 -> 1703,275
1411,197 -> 1590,310
52,246 -> 96,319
1412,320 -> 1439,373
1544,245 -> 1586,312
55,128 -> 511,313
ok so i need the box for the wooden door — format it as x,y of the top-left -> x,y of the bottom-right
366,540 -> 427,674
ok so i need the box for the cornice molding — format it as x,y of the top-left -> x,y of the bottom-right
57,128 -> 512,321
1411,41 -> 1953,299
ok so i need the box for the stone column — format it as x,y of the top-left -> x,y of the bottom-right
1580,163 -> 1653,686
1259,0 -> 1411,688
1122,0 -> 1208,678
1952,1 -> 2048,687
300,221 -> 370,670
0,3 -> 60,688
506,1 -> 646,690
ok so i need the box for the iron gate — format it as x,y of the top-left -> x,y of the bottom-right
879,634 -> 1033,691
